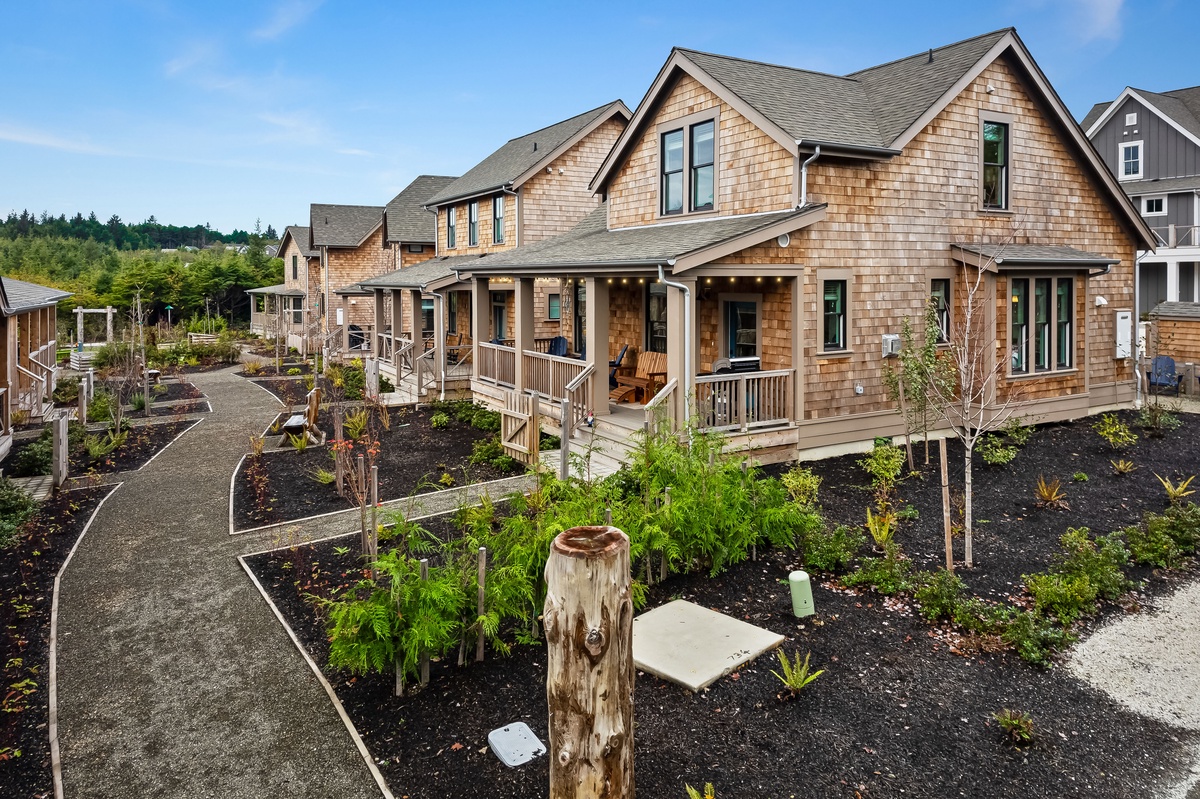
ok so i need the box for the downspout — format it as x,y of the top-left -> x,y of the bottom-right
798,144 -> 821,207
658,262 -> 691,432
434,291 -> 446,401
1134,251 -> 1145,409
501,185 -> 519,247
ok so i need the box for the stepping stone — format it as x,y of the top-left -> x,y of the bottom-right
9,474 -> 54,501
632,599 -> 785,692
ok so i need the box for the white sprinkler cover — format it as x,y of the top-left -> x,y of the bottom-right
487,721 -> 547,767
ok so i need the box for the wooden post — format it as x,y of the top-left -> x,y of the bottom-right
560,398 -> 570,481
78,378 -> 88,423
357,454 -> 368,556
660,486 -> 671,582
370,465 -> 379,560
419,558 -> 430,686
333,407 -> 345,497
51,415 -> 68,488
544,526 -> 634,799
940,437 -> 953,573
604,506 -> 612,526
475,547 -> 487,662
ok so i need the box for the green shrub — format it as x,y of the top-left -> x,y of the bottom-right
781,466 -> 821,506
468,436 -> 520,472
341,365 -> 366,401
1072,472 -> 1088,482
379,375 -> 394,393
12,427 -> 53,477
287,367 -> 302,376
1137,403 -> 1181,436
843,542 -> 911,595
1024,572 -> 1096,624
913,569 -> 965,621
129,392 -> 148,411
471,407 -> 501,432
801,524 -> 864,573
0,478 -> 38,548
1001,416 -> 1036,446
539,434 -> 560,451
1144,503 -> 1200,554
858,442 -> 906,494
430,412 -> 450,429
1092,413 -> 1137,450
1054,528 -> 1129,601
952,596 -> 1014,634
977,434 -> 1018,466
1124,523 -> 1182,569
1001,611 -> 1074,667
87,390 -> 114,423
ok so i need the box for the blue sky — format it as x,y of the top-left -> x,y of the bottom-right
1,0 -> 1195,235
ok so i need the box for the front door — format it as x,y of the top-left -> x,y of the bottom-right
491,292 -> 507,341
726,300 -> 757,358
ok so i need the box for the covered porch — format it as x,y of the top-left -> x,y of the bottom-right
247,284 -> 312,354
2,277 -> 72,444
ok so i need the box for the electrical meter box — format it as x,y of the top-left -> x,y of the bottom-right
1114,310 -> 1133,359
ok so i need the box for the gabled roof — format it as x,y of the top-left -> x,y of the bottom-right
384,175 -> 457,244
592,28 -> 1155,250
246,283 -> 305,297
1115,175 -> 1200,196
1084,85 -> 1200,146
461,202 -> 827,275
279,225 -> 318,258
0,276 -> 73,316
310,204 -> 385,248
424,100 -> 630,208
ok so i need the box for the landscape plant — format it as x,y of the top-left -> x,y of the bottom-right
993,709 -> 1036,745
1092,413 -> 1137,450
770,649 -> 824,699
883,299 -> 943,468
0,479 -> 37,547
1155,473 -> 1196,505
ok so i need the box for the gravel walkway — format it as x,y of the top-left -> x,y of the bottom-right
1068,579 -> 1200,798
54,366 -> 380,799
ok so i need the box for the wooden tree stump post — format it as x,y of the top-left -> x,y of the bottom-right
544,526 -> 634,799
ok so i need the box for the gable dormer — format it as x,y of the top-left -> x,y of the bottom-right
1085,87 -> 1200,184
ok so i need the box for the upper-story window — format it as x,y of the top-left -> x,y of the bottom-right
1142,195 -> 1166,216
291,254 -> 298,281
447,208 -> 456,248
1120,141 -> 1143,180
659,112 -> 718,217
930,278 -> 951,343
492,197 -> 504,244
982,120 -> 1009,209
1125,112 -> 1138,126
407,244 -> 424,253
468,202 -> 479,246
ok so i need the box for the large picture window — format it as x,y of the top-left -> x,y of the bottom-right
447,208 -> 456,249
982,121 -> 1009,209
1010,276 -> 1073,374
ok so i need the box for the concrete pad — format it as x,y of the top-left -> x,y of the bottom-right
633,599 -> 785,692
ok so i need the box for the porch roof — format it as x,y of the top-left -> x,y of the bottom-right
1149,301 -> 1200,321
0,276 -> 72,316
246,283 -> 306,297
462,202 -> 827,276
358,253 -> 485,293
951,243 -> 1120,270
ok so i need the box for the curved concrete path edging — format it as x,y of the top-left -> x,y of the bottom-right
48,483 -> 123,799
237,555 -> 393,799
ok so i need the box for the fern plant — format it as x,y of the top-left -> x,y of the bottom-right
685,784 -> 716,799
770,649 -> 824,698
1155,473 -> 1196,504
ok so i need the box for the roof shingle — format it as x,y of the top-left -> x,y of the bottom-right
310,204 -> 384,248
385,175 -> 457,243
1,276 -> 72,316
281,225 -> 317,258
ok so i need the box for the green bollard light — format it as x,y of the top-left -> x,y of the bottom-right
788,570 -> 814,618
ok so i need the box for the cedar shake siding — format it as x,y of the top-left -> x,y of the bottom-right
521,117 -> 626,242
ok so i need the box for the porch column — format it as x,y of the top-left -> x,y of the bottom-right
558,277 -> 567,337
664,277 -> 696,421
76,308 -> 84,349
341,299 -> 350,354
106,306 -> 113,344
409,289 -> 422,344
1166,258 -> 1181,302
514,277 -> 535,392
373,289 -> 385,355
435,292 -> 447,397
585,277 -> 609,415
471,277 -> 490,380
791,275 -> 804,422
390,290 -> 403,362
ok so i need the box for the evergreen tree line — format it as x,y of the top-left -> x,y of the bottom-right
0,235 -> 283,328
1,209 -> 278,251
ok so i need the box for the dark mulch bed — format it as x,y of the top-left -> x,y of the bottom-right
241,361 -> 314,377
244,408 -> 1200,798
232,407 -> 521,530
5,420 -> 196,479
0,486 -> 114,798
793,408 -> 1199,600
146,400 -> 209,416
250,378 -> 310,406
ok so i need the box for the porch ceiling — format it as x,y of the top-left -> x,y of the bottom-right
461,202 -> 826,279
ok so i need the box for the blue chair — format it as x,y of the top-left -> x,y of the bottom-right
547,336 -> 568,357
1147,355 -> 1183,396
608,344 -> 629,388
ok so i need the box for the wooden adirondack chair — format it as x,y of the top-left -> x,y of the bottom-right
610,350 -> 667,403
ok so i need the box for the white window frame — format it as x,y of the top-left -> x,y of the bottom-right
1120,140 -> 1143,181
817,269 -> 853,355
1142,194 -> 1166,217
1125,112 -> 1138,127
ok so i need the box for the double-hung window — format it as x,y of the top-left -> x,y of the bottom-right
547,293 -> 561,321
468,202 -> 479,246
1120,141 -> 1143,180
1142,195 -> 1165,216
492,197 -> 504,244
822,280 -> 848,351
1010,276 -> 1073,374
447,208 -> 456,249
291,254 -> 298,281
660,114 -> 717,217
930,278 -> 951,343
982,120 -> 1009,209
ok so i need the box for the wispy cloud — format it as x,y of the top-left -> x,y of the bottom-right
253,0 -> 324,40
0,122 -> 116,155
336,148 -> 375,157
1066,0 -> 1124,42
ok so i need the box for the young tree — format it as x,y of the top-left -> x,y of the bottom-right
884,299 -> 943,470
923,245 -> 1027,567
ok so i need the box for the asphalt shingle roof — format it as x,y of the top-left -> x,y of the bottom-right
281,225 -> 317,258
245,283 -> 305,297
310,204 -> 384,248
1116,175 -> 1200,196
424,101 -> 627,207
956,243 -> 1118,265
1083,84 -> 1200,140
1149,301 -> 1200,320
358,254 -> 485,291
466,204 -> 816,272
385,175 -> 457,243
0,276 -> 72,316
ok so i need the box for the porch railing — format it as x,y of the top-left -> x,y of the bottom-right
643,377 -> 679,434
694,369 -> 794,432
394,338 -> 416,379
0,386 -> 8,439
1151,224 -> 1200,248
478,342 -> 516,387
16,364 -> 46,414
563,363 -> 594,432
495,337 -> 558,353
415,348 -> 438,394
523,350 -> 589,402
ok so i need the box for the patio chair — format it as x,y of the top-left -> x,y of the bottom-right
547,336 -> 569,357
608,344 -> 629,388
611,350 -> 667,403
1147,355 -> 1183,396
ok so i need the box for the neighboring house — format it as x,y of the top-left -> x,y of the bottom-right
360,101 -> 630,398
457,28 -> 1151,463
1,276 -> 71,460
248,225 -> 320,353
309,204 -> 389,356
1082,85 -> 1200,315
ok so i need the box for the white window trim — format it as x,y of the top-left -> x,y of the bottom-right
1142,194 -> 1167,217
817,269 -> 853,355
1125,112 -> 1138,127
1120,140 -> 1144,181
